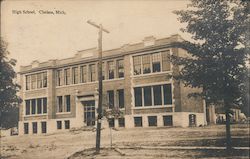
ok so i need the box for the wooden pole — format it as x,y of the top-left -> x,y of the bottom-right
87,20 -> 109,153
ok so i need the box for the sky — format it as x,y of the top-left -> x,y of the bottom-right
1,0 -> 190,72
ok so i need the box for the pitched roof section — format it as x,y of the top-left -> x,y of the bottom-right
20,34 -> 183,73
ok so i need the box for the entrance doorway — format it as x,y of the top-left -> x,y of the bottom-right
82,100 -> 96,126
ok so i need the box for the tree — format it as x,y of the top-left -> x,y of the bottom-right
173,0 -> 249,151
0,39 -> 22,129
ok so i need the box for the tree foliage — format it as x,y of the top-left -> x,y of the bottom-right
0,39 -> 21,128
173,0 -> 249,151
173,0 -> 249,108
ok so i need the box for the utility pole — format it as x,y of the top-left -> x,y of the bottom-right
87,20 -> 109,153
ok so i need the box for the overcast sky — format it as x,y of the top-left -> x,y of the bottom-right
1,0 -> 190,71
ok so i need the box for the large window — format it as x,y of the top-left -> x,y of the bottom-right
133,56 -> 141,75
57,96 -> 63,112
133,51 -> 171,75
153,85 -> 162,105
26,72 -> 47,90
37,98 -> 42,114
37,73 -> 42,88
43,98 -> 47,113
31,74 -> 36,89
89,64 -> 96,82
117,89 -> 124,108
117,60 -> 124,78
26,75 -> 31,90
72,67 -> 78,84
57,70 -> 63,86
134,87 -> 142,107
142,55 -> 151,74
43,72 -> 47,87
57,95 -> 71,113
64,68 -> 70,85
134,84 -> 172,107
108,61 -> 115,79
80,66 -> 87,83
143,86 -> 152,106
152,53 -> 161,72
25,100 -> 30,115
65,95 -> 71,112
25,98 -> 47,115
31,99 -> 36,114
107,90 -> 114,109
162,51 -> 171,71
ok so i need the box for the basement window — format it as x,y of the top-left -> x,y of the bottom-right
24,123 -> 29,134
148,116 -> 157,127
65,120 -> 70,129
134,117 -> 142,127
163,115 -> 173,126
57,121 -> 62,129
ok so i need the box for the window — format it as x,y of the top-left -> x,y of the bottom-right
57,70 -> 63,86
65,95 -> 71,112
118,118 -> 125,127
134,84 -> 172,107
89,64 -> 96,82
162,51 -> 171,71
134,117 -> 142,127
57,96 -> 63,112
31,74 -> 36,89
32,122 -> 37,134
134,87 -> 142,107
43,72 -> 47,87
102,62 -> 105,80
37,98 -> 42,114
108,61 -> 115,79
41,122 -> 47,133
107,90 -> 114,109
117,60 -> 124,78
163,115 -> 173,126
80,66 -> 87,83
143,86 -> 152,106
24,123 -> 29,134
72,67 -> 78,84
148,116 -> 157,126
57,121 -> 62,129
153,85 -> 162,105
64,68 -> 70,85
25,100 -> 30,115
31,99 -> 36,114
26,75 -> 31,90
65,120 -> 70,129
142,55 -> 151,74
43,98 -> 47,113
117,89 -> 124,108
152,53 -> 161,72
133,56 -> 141,75
37,73 -> 42,88
108,118 -> 115,128
163,84 -> 172,105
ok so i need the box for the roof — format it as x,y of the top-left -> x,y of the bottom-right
19,34 -> 183,74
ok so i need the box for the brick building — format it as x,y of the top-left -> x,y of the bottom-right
18,34 -> 207,135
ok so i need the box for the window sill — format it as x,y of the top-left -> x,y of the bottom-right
24,114 -> 47,117
131,71 -> 172,78
24,88 -> 47,92
133,105 -> 173,109
56,112 -> 71,115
